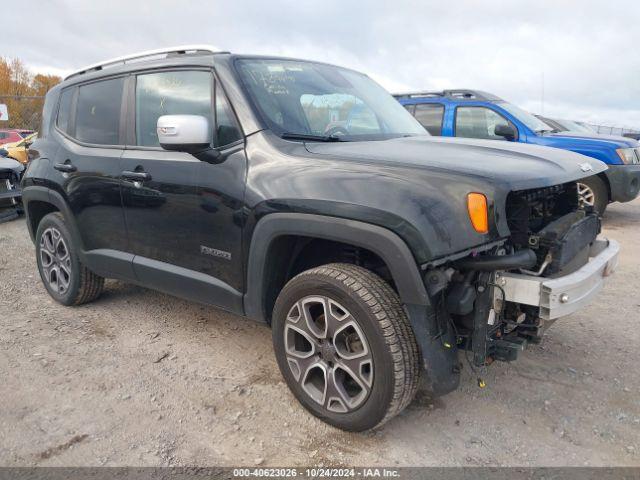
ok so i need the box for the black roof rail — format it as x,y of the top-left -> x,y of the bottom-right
442,89 -> 502,101
393,91 -> 445,99
393,89 -> 502,102
65,45 -> 229,80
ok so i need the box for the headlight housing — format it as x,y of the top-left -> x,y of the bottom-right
616,147 -> 640,164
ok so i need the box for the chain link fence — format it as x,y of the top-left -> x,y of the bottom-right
585,123 -> 640,136
0,95 -> 45,131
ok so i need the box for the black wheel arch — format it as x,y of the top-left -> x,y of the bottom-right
22,186 -> 85,253
243,213 -> 430,321
244,213 -> 460,397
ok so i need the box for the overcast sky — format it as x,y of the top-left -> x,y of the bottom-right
4,0 -> 640,128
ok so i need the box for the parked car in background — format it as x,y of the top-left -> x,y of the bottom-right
536,116 -> 636,144
575,121 -> 597,132
0,154 -> 24,222
541,118 -> 640,141
0,129 -> 35,146
22,46 -> 619,431
536,116 -> 596,134
395,90 -> 640,214
0,132 -> 37,164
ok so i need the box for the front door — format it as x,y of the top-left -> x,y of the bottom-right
119,69 -> 246,312
453,106 -> 517,141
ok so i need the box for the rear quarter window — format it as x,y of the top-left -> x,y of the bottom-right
75,78 -> 124,145
56,88 -> 74,135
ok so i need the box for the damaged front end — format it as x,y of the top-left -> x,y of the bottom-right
426,181 -> 619,369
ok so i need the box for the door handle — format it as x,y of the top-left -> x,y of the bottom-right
54,162 -> 77,173
121,170 -> 152,181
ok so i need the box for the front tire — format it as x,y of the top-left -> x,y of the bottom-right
35,212 -> 104,306
272,263 -> 420,431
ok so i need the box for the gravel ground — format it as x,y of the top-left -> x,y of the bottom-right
1,200 -> 639,467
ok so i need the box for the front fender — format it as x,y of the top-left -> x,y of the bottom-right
244,213 -> 430,320
243,212 -> 459,397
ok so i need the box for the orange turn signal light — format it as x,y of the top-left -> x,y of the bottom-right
467,193 -> 489,234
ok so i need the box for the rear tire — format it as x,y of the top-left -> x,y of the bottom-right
272,263 -> 420,431
578,176 -> 608,215
35,212 -> 104,306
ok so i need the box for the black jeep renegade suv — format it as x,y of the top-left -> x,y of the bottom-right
22,46 -> 619,431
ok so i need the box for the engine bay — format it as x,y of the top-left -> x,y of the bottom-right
428,180 -> 604,372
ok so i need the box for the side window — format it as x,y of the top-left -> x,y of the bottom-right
414,104 -> 444,136
455,106 -> 512,140
136,70 -> 212,147
75,78 -> 124,145
0,132 -> 7,140
56,88 -> 74,135
214,86 -> 242,147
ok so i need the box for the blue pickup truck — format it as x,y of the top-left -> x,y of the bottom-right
395,90 -> 640,214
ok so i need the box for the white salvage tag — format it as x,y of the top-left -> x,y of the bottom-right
487,308 -> 496,325
0,104 -> 8,121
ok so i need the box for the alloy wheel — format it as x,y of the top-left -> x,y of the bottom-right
577,182 -> 596,208
39,227 -> 72,295
284,296 -> 373,413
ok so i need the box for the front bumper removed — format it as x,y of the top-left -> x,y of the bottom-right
494,238 -> 619,320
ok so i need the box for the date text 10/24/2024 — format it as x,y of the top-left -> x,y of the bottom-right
233,468 -> 400,478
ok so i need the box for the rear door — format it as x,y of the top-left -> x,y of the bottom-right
119,69 -> 246,311
52,77 -> 132,278
413,103 -> 445,136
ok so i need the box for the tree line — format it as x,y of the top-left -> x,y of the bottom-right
0,57 -> 61,130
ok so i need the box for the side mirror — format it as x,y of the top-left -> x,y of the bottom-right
157,115 -> 211,153
0,148 -> 8,158
494,123 -> 517,141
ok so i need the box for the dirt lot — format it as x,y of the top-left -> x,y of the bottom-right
1,200 -> 639,467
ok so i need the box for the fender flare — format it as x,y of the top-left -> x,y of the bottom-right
243,212 -> 459,396
243,213 -> 430,321
22,186 -> 85,252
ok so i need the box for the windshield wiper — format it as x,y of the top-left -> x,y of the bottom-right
281,132 -> 344,142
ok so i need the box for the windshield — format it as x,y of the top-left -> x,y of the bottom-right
498,102 -> 554,133
235,59 -> 427,141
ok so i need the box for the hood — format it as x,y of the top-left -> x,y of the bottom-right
547,131 -> 638,148
0,157 -> 25,175
304,135 -> 607,191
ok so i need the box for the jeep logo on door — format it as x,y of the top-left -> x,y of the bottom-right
200,245 -> 232,261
